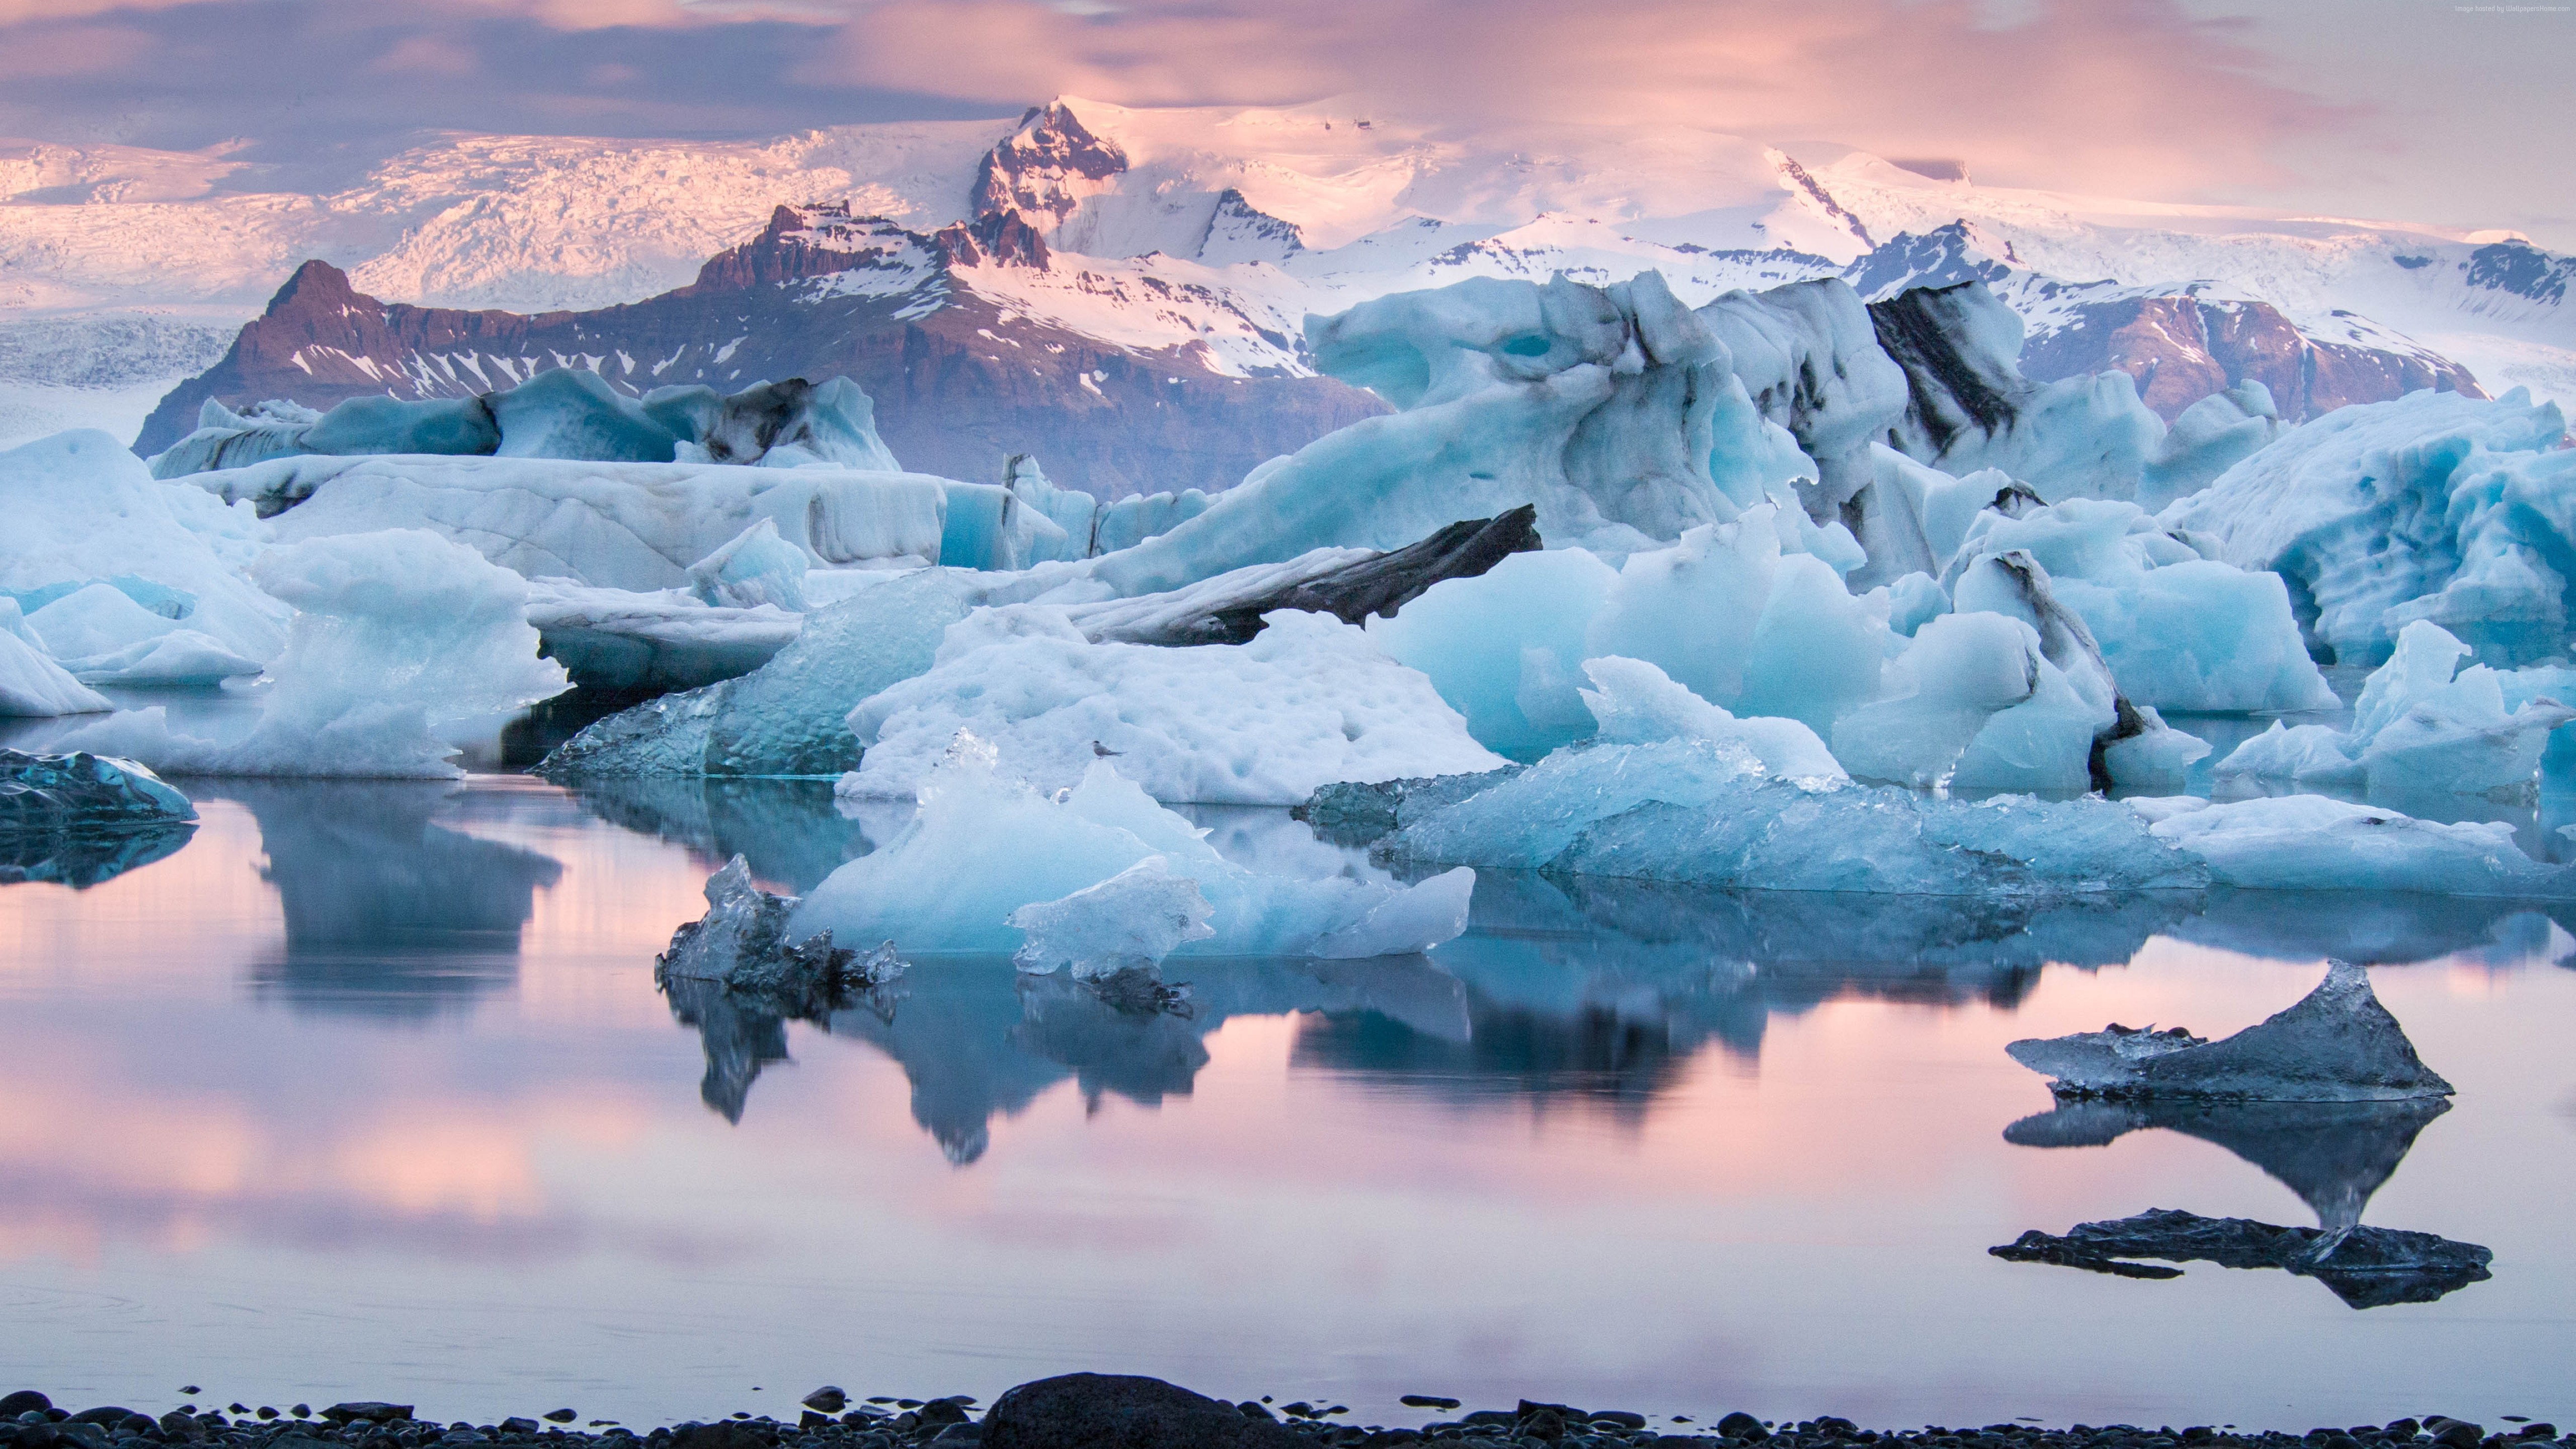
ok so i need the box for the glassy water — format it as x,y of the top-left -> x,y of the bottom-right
5,776 -> 2573,1432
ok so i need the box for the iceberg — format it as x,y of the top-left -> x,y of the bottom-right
1700,277 -> 1909,525
1941,496 -> 2337,713
686,517 -> 812,612
150,372 -> 904,477
1382,736 -> 2209,897
2214,620 -> 2574,796
0,430 -> 288,682
2136,794 -> 2576,896
0,601 -> 111,717
1,748 -> 196,832
521,578 -> 800,691
2006,960 -> 2452,1101
1869,280 -> 2166,505
64,529 -> 572,779
0,749 -> 196,889
657,853 -> 902,1013
840,607 -> 1504,806
2162,387 -> 2576,667
1007,855 -> 1216,979
1089,271 -> 1799,598
2139,380 -> 2288,510
184,451 -> 954,591
793,735 -> 1477,959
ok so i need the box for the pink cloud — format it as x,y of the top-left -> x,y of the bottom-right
812,0 -> 2352,197
0,20 -> 149,75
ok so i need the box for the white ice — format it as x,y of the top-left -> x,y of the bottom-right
0,430 -> 287,684
2136,795 -> 2576,897
839,606 -> 1504,805
0,599 -> 111,717
795,735 -> 1477,958
1008,855 -> 1216,979
2215,620 -> 2574,796
521,578 -> 800,691
186,453 -> 955,590
65,529 -> 572,778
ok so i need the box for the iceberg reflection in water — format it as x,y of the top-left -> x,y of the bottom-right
211,780 -> 565,1019
7,774 -> 2576,1427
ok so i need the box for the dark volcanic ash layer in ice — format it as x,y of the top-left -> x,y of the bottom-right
2005,960 -> 2451,1101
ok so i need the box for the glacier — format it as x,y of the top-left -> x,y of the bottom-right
65,529 -> 572,778
793,735 -> 1476,959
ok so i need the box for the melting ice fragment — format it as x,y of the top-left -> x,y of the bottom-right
796,734 -> 1477,959
1009,855 -> 1216,980
2006,961 -> 2453,1101
658,854 -> 903,1008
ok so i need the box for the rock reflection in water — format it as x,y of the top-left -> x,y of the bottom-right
1999,1095 -> 2491,1306
213,782 -> 565,1019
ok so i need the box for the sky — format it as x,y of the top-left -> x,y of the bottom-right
0,0 -> 2569,246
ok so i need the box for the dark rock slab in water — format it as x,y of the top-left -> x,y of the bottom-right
1105,506 -> 1542,648
981,1374 -> 1303,1449
1992,1208 -> 2492,1308
2006,960 -> 2452,1101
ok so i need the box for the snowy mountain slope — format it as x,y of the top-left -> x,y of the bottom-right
130,205 -> 1387,498
13,96 -> 2570,457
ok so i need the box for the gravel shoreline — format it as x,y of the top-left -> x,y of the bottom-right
5,1385 -> 2567,1449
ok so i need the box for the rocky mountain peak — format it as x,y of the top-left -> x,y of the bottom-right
931,210 -> 1051,271
971,100 -> 1129,228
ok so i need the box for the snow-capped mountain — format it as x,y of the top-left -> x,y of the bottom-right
10,96 -> 2572,474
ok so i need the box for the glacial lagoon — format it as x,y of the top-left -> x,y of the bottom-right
3,773 -> 2573,1433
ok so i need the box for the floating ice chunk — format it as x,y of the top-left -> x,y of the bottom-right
1830,610 -> 2054,789
842,608 -> 1504,806
2142,793 -> 2576,896
2139,380 -> 2287,510
1365,547 -> 1621,756
1870,280 -> 2167,505
1294,766 -> 1524,843
686,517 -> 812,612
1003,455 -> 1212,562
2007,961 -> 2453,1101
1701,278 -> 1909,519
2215,620 -> 2573,796
658,853 -> 899,1009
1947,496 -> 2336,713
0,748 -> 195,832
1383,736 -> 2204,896
1009,855 -> 1217,979
65,529 -> 572,779
187,452 -> 952,591
795,740 -> 1476,958
491,367 -> 681,461
1094,271 -> 1764,596
1576,655 -> 1844,780
0,601 -> 110,716
542,567 -> 991,777
643,377 -> 903,471
2163,388 -> 2574,666
522,579 -> 799,690
1585,507 -> 1891,738
0,430 -> 287,679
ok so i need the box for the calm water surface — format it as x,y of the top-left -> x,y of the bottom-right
4,775 -> 2573,1431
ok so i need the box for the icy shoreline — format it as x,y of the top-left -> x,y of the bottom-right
4,1382 -> 2565,1449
